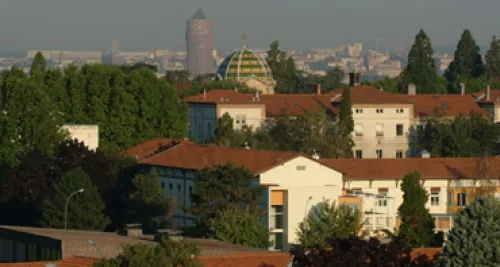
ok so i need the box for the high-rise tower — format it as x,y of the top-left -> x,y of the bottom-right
186,9 -> 213,76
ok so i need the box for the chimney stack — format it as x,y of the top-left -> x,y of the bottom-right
486,85 -> 491,101
253,91 -> 260,102
349,72 -> 361,87
203,89 -> 206,100
460,82 -> 465,96
407,83 -> 416,95
316,84 -> 322,95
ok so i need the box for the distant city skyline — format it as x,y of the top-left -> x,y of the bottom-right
0,0 -> 499,52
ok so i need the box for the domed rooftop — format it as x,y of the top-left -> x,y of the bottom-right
216,48 -> 272,80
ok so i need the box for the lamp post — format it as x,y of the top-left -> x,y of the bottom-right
65,188 -> 84,230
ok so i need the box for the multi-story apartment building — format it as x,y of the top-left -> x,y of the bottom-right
185,80 -> 484,158
126,138 -> 343,252
127,138 -> 500,251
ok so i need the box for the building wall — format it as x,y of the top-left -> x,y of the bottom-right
62,125 -> 99,150
188,103 -> 217,143
259,157 -> 343,251
351,104 -> 413,159
217,104 -> 265,130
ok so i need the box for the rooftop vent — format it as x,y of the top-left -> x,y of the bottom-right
312,150 -> 320,160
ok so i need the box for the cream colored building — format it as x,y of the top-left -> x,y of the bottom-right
185,83 -> 486,158
62,124 -> 99,150
127,139 -> 343,251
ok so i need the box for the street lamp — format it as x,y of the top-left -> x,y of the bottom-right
65,188 -> 84,230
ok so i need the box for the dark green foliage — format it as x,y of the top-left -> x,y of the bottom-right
439,197 -> 500,267
444,29 -> 484,92
94,239 -> 201,267
210,208 -> 271,249
291,236 -> 439,267
337,87 -> 354,157
125,173 -> 172,234
485,36 -> 500,81
208,111 -> 351,158
30,52 -> 47,82
361,77 -> 399,93
189,163 -> 264,237
296,200 -> 362,249
418,113 -> 500,157
402,29 -> 443,94
266,40 -> 299,93
40,167 -> 110,230
398,171 -> 438,248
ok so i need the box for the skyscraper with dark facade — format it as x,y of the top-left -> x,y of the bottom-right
186,9 -> 213,76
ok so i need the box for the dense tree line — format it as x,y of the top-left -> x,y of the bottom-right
1,52 -> 187,162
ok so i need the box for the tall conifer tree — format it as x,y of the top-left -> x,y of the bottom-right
485,36 -> 500,81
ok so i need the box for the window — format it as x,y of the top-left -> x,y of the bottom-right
355,150 -> 363,159
396,150 -> 404,158
354,124 -> 363,136
296,165 -> 306,171
376,123 -> 384,136
177,184 -> 182,192
169,183 -> 173,190
377,188 -> 388,206
396,124 -> 404,136
355,108 -> 363,114
396,108 -> 404,114
447,192 -> 452,207
207,123 -> 212,135
270,205 -> 284,230
376,149 -> 383,159
431,192 -> 440,206
377,197 -> 388,207
457,193 -> 467,207
235,115 -> 247,125
161,182 -> 165,189
376,108 -> 384,114
189,186 -> 193,194
270,233 -> 284,251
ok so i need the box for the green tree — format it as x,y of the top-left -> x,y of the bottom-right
210,112 -> 235,146
398,171 -> 437,248
281,56 -> 298,93
95,239 -> 201,267
125,173 -> 172,234
485,36 -> 500,81
210,208 -> 271,249
439,197 -> 500,267
30,51 -> 47,82
337,87 -> 354,157
322,67 -> 345,92
189,163 -> 264,237
402,29 -> 442,94
296,200 -> 362,249
444,29 -> 484,92
40,168 -> 110,230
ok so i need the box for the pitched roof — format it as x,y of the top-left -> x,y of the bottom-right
319,158 -> 500,180
402,94 -> 486,117
199,252 -> 292,267
184,90 -> 337,117
138,142 -> 302,175
191,8 -> 207,20
475,89 -> 500,103
125,138 -> 193,161
329,86 -> 412,105
58,256 -> 100,267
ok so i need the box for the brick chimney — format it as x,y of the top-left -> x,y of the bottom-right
407,83 -> 416,95
316,84 -> 322,95
349,72 -> 361,87
486,85 -> 491,101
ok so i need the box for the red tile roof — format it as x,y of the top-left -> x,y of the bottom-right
402,94 -> 486,117
475,89 -> 500,103
328,86 -> 412,104
0,262 -> 60,267
58,256 -> 100,267
199,252 -> 292,267
320,158 -> 500,180
125,138 -> 193,161
137,142 -> 302,175
184,90 -> 337,117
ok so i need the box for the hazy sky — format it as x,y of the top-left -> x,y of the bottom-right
1,0 -> 499,52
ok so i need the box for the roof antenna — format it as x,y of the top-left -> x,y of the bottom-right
242,33 -> 247,49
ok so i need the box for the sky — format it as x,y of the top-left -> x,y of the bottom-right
1,0 -> 499,52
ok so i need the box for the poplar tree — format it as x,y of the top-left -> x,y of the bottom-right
402,29 -> 441,94
398,171 -> 437,247
444,29 -> 484,92
338,87 -> 354,157
485,36 -> 500,81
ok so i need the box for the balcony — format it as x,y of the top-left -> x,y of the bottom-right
434,214 -> 454,232
363,214 -> 396,233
